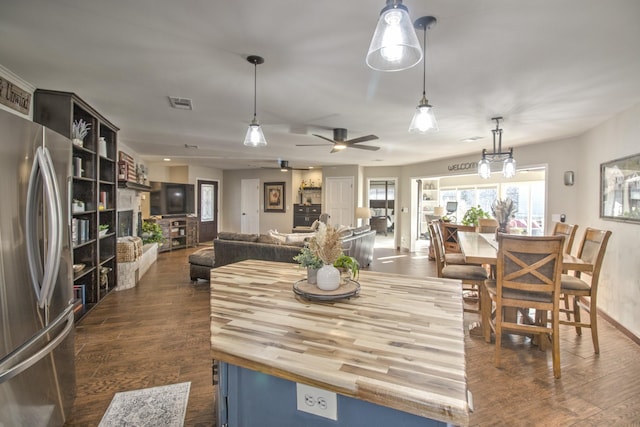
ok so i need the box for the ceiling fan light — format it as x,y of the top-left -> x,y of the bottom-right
503,156 -> 516,178
334,142 -> 348,150
478,157 -> 491,179
408,102 -> 438,133
366,1 -> 422,72
244,121 -> 267,147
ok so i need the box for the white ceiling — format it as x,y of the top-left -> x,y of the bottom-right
2,0 -> 640,170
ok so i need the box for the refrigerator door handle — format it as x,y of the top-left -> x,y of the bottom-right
0,302 -> 74,384
25,146 -> 63,311
41,146 -> 63,308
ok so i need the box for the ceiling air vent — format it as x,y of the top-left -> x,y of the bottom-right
168,96 -> 193,110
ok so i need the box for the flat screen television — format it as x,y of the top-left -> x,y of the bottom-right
149,181 -> 195,216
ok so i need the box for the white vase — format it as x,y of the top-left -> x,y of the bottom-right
316,264 -> 340,291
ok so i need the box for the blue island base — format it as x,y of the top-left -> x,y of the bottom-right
217,362 -> 451,427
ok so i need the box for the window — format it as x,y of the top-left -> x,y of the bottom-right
440,180 -> 544,235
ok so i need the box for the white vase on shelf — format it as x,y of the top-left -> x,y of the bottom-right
316,264 -> 340,291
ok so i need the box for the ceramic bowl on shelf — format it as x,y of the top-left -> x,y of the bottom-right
73,263 -> 86,273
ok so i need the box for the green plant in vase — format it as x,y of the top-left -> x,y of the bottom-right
334,254 -> 359,281
461,205 -> 491,227
293,245 -> 323,284
141,221 -> 164,245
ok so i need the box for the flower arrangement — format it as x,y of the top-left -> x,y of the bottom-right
491,198 -> 517,229
307,223 -> 343,265
71,119 -> 90,141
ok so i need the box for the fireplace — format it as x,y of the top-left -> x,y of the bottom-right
118,210 -> 133,237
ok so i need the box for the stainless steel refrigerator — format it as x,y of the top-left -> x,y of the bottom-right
0,108 -> 75,426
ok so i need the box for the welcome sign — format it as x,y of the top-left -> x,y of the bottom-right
0,77 -> 31,115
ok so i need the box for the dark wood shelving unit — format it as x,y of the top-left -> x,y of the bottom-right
34,89 -> 119,321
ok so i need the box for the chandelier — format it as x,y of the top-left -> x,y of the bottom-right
478,117 -> 516,179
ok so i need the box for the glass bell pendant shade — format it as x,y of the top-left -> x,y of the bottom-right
408,103 -> 438,133
503,156 -> 516,178
366,4 -> 422,71
478,158 -> 491,179
243,120 -> 267,147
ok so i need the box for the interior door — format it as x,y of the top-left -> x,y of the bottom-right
197,180 -> 218,243
241,179 -> 259,234
325,177 -> 354,227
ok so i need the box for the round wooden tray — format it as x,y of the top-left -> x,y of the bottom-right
293,279 -> 360,301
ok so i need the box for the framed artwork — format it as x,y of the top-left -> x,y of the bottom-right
600,152 -> 640,223
264,182 -> 285,212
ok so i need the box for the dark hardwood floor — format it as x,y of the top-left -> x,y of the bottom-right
66,244 -> 640,426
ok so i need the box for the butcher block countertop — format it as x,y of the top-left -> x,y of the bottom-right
210,260 -> 470,426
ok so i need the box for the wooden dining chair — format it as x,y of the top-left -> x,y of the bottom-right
430,220 -> 466,265
481,234 -> 565,378
552,222 -> 578,255
429,221 -> 489,313
559,228 -> 612,354
477,218 -> 499,234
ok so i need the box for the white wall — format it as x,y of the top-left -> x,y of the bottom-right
222,168 -> 293,233
573,102 -> 640,337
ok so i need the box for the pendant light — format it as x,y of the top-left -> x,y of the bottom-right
366,0 -> 423,72
243,55 -> 267,147
477,117 -> 516,179
408,16 -> 438,133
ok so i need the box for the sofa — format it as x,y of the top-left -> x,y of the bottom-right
189,226 -> 376,282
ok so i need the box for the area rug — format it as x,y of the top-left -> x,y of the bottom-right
98,382 -> 191,427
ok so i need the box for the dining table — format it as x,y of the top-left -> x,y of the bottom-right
457,232 -> 593,272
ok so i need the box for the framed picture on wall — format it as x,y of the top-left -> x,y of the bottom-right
264,182 -> 285,213
601,152 -> 640,223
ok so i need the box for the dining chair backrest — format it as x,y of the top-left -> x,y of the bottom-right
478,218 -> 499,234
552,222 -> 578,255
497,234 -> 564,299
573,228 -> 612,290
429,221 -> 446,277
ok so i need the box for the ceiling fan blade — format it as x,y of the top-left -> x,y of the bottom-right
351,145 -> 381,151
311,134 -> 338,144
346,135 -> 379,144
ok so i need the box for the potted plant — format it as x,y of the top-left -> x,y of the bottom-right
461,205 -> 491,227
334,254 -> 359,282
293,245 -> 324,284
141,221 -> 164,245
71,119 -> 90,146
98,224 -> 109,237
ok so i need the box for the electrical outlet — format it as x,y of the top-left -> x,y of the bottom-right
296,383 -> 337,420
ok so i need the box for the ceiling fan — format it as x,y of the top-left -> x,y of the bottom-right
296,128 -> 380,153
262,160 -> 313,171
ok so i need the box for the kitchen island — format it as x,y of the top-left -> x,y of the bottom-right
210,260 -> 470,426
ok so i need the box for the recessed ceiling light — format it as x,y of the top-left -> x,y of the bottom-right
461,136 -> 484,143
163,158 -> 171,162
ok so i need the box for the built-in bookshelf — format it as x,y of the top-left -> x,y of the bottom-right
34,90 -> 119,320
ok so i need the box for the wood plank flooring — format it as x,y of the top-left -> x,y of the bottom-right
65,246 -> 640,426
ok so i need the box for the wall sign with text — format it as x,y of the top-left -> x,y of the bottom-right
0,77 -> 31,115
